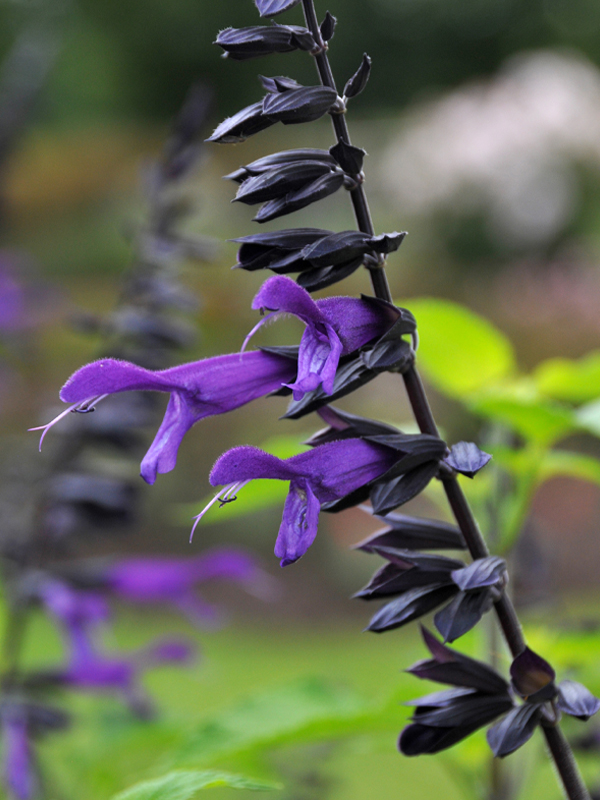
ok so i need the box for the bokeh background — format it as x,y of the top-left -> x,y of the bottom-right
1,0 -> 600,797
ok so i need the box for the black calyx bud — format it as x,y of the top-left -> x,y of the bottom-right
320,11 -> 337,41
343,54 -> 372,99
444,441 -> 492,478
255,0 -> 302,17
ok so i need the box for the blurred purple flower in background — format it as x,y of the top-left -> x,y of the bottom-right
0,265 -> 26,334
105,547 -> 271,624
56,629 -> 193,716
37,578 -> 194,715
1,707 -> 37,800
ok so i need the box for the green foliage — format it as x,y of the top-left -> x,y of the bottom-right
110,678 -> 404,800
112,770 -> 279,800
400,297 -> 516,397
575,398 -> 600,437
469,389 -> 576,446
533,351 -> 600,404
170,678 -> 395,769
404,296 -> 600,561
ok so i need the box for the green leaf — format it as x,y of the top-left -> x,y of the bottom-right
534,351 -> 600,403
112,770 -> 279,800
538,450 -> 600,486
175,434 -> 306,525
576,398 -> 600,438
469,390 -> 576,445
170,678 -> 396,768
398,297 -> 515,397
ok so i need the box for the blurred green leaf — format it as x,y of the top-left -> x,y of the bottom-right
176,434 -> 307,525
538,450 -> 600,486
398,298 -> 515,397
469,390 -> 576,445
575,398 -> 600,437
533,351 -> 600,404
112,770 -> 279,800
171,678 -> 397,769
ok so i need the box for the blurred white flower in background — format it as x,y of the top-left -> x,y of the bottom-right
381,51 -> 600,246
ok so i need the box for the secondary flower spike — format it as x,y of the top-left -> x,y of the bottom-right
249,275 -> 400,399
33,351 -> 297,484
104,548 -> 268,624
207,439 -> 399,566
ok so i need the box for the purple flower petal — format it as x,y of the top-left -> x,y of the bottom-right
211,445 -> 301,485
275,479 -> 320,565
252,274 -> 323,324
210,439 -> 397,566
2,711 -> 37,800
39,579 -> 109,628
250,276 -> 396,401
58,351 -> 297,484
286,322 -> 342,399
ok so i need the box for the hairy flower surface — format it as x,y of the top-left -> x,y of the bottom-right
209,439 -> 399,566
250,275 -> 398,399
40,350 -> 297,484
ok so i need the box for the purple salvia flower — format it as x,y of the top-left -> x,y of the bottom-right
105,548 -> 268,624
38,578 -> 109,629
0,266 -> 25,334
39,579 -> 193,713
31,350 -> 297,484
1,708 -> 37,800
248,275 -> 398,400
205,439 -> 398,566
58,625 -> 193,714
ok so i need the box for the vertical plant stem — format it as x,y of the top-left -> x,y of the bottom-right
2,603 -> 28,683
301,2 -> 591,798
543,725 -> 591,800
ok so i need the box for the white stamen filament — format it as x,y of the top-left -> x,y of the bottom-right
28,394 -> 109,451
189,479 -> 250,543
240,311 -> 280,355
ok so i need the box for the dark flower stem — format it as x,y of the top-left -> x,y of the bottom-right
543,725 -> 591,800
301,2 -> 590,797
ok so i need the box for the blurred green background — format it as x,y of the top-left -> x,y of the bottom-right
2,0 -> 600,796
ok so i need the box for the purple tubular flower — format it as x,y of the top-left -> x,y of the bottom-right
38,578 -> 109,628
1,710 -> 37,800
47,350 -> 297,484
39,578 -> 193,713
250,275 -> 398,400
105,548 -> 264,624
209,439 -> 398,566
59,626 -> 193,714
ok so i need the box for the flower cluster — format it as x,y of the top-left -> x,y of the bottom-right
4,86 -> 274,798
33,0 -> 600,793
